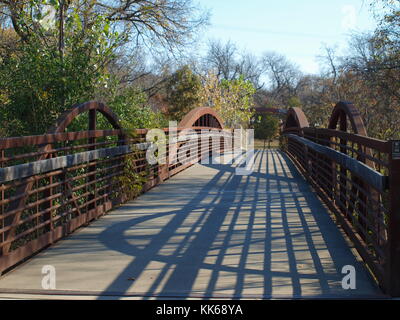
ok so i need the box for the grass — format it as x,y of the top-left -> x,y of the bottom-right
254,139 -> 280,150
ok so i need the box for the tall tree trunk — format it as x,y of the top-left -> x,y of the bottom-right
59,1 -> 65,60
59,0 -> 66,107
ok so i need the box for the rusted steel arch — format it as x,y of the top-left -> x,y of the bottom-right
49,100 -> 123,133
327,102 -> 374,179
328,102 -> 379,246
328,102 -> 367,136
327,101 -> 374,167
283,107 -> 309,132
179,107 -> 224,129
2,101 -> 124,255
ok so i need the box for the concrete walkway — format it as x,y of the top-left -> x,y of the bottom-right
0,150 -> 383,299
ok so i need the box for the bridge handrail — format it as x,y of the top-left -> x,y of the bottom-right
303,128 -> 389,152
301,127 -> 390,171
0,102 -> 232,274
286,134 -> 389,192
281,102 -> 400,296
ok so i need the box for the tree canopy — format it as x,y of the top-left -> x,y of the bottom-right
254,114 -> 280,149
0,0 -> 399,141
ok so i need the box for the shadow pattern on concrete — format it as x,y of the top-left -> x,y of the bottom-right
0,150 -> 384,299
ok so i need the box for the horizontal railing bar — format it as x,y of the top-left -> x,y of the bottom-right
311,167 -> 388,238
286,134 -> 389,192
310,136 -> 389,168
1,139 -> 128,163
0,128 -> 232,151
0,142 -> 154,184
306,149 -> 386,208
303,128 -> 390,152
0,130 -> 124,149
0,154 -> 127,193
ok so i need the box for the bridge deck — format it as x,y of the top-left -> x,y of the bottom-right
0,150 -> 383,299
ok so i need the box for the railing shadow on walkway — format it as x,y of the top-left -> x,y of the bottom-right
90,149 -> 383,299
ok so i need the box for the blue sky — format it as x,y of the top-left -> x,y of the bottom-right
197,0 -> 377,74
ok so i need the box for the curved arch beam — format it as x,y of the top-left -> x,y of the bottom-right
328,102 -> 367,136
284,107 -> 309,131
179,107 -> 224,129
2,102 -> 124,254
49,101 -> 123,133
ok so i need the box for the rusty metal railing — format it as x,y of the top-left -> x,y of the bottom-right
281,102 -> 400,297
0,102 -> 233,274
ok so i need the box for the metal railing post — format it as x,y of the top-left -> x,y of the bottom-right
387,140 -> 400,296
88,109 -> 97,217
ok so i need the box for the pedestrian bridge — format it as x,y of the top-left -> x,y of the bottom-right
0,101 -> 398,299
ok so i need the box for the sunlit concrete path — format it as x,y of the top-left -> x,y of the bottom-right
0,150 -> 383,299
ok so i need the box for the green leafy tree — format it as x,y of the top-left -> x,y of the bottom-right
219,76 -> 256,128
199,72 -> 256,128
66,85 -> 168,132
0,2 -> 126,135
165,65 -> 202,121
108,86 -> 168,129
254,114 -> 279,149
288,96 -> 302,109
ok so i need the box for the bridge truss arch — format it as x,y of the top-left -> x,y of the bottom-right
49,101 -> 123,134
328,102 -> 368,136
283,107 -> 309,134
179,107 -> 224,129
